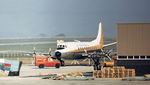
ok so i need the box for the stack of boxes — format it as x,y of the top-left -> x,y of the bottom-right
93,66 -> 135,78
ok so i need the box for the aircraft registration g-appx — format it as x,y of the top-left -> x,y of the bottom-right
55,22 -> 117,59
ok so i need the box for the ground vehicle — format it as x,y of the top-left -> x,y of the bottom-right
35,56 -> 61,68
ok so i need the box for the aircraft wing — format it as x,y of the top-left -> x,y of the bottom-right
103,42 -> 117,48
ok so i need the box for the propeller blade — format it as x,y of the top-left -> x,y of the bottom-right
49,48 -> 51,55
49,48 -> 51,52
106,56 -> 112,61
108,49 -> 113,54
84,49 -> 87,54
33,47 -> 36,53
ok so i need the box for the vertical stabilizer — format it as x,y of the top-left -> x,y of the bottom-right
92,22 -> 104,45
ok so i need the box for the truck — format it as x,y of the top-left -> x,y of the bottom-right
35,56 -> 61,68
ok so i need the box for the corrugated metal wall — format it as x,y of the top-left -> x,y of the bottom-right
117,23 -> 150,56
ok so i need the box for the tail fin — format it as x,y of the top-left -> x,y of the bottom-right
92,22 -> 104,45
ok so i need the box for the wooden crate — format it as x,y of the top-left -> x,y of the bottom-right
118,72 -> 124,78
124,69 -> 136,77
124,69 -> 129,77
113,73 -> 119,78
97,70 -> 103,78
93,66 -> 135,78
109,73 -> 114,78
102,67 -> 114,78
113,66 -> 125,70
129,69 -> 135,77
109,69 -> 114,73
93,70 -> 98,77
93,70 -> 103,78
114,69 -> 119,73
103,67 -> 114,73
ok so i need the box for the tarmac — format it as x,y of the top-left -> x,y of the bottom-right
0,64 -> 150,85
20,64 -> 93,76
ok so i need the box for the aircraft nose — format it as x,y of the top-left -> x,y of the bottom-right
55,49 -> 63,53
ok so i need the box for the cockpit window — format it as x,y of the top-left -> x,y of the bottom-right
58,45 -> 63,48
57,45 -> 66,50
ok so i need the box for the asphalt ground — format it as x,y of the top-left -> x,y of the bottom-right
0,64 -> 150,85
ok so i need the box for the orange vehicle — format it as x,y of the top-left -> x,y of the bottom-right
35,56 -> 61,68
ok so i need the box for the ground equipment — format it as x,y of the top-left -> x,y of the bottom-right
35,56 -> 61,68
0,59 -> 22,76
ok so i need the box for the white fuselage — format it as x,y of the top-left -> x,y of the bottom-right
55,22 -> 105,59
56,40 -> 102,53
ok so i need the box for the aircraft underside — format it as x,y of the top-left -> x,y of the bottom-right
61,53 -> 85,59
60,49 -> 102,60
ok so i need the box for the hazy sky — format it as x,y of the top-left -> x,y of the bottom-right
0,0 -> 150,37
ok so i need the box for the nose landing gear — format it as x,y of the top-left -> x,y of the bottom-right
55,52 -> 65,66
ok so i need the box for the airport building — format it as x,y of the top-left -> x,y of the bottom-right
116,23 -> 150,76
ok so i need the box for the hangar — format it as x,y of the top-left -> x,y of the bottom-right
116,23 -> 150,76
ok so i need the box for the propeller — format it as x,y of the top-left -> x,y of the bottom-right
32,47 -> 36,57
55,51 -> 61,60
88,49 -> 114,70
84,49 -> 87,54
32,47 -> 36,65
101,49 -> 113,61
82,49 -> 92,66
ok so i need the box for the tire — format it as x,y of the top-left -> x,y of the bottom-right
39,64 -> 44,68
94,65 -> 97,70
55,63 -> 60,68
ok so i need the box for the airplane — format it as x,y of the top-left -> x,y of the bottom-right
0,22 -> 116,63
55,22 -> 117,59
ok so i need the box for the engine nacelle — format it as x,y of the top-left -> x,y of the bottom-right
55,51 -> 61,56
55,51 -> 65,66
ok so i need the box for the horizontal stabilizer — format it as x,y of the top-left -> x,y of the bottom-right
103,42 -> 117,47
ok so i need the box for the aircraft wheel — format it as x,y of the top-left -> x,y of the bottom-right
93,65 -> 97,70
39,64 -> 44,68
55,63 -> 60,68
61,60 -> 65,66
